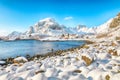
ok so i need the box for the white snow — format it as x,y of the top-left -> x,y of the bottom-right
1,14 -> 120,80
0,40 -> 120,80
0,61 -> 6,64
14,57 -> 28,63
96,18 -> 113,34
1,18 -> 96,41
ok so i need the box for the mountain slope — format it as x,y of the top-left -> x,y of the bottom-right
25,18 -> 72,36
76,25 -> 96,34
7,31 -> 22,40
5,18 -> 96,40
96,18 -> 113,34
96,13 -> 120,40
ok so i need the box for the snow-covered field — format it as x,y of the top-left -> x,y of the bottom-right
0,40 -> 120,80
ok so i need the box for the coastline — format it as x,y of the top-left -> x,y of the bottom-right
0,40 -> 87,62
0,39 -> 120,80
0,39 -> 86,59
0,38 -> 89,42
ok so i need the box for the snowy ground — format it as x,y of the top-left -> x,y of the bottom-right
0,40 -> 120,80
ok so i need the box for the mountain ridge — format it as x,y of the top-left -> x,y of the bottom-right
2,12 -> 120,41
95,13 -> 120,40
4,17 -> 96,40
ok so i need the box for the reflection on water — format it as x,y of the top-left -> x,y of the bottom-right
0,40 -> 85,58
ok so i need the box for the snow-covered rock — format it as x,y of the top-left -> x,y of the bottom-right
111,73 -> 120,80
13,57 -> 28,63
0,61 -> 6,65
31,73 -> 47,80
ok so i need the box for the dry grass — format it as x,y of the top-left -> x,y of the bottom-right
111,42 -> 117,46
117,70 -> 120,73
116,36 -> 120,40
75,57 -> 79,61
73,70 -> 82,73
6,57 -> 14,64
82,45 -> 89,49
85,40 -> 94,44
117,13 -> 120,16
108,49 -> 118,56
13,63 -> 23,66
105,75 -> 110,80
110,13 -> 120,28
110,18 -> 120,28
35,70 -> 45,74
96,34 -> 107,38
82,56 -> 92,66
13,59 -> 26,64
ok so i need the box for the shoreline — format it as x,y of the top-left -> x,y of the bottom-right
0,40 -> 88,65
0,38 -> 90,42
0,39 -> 93,61
0,40 -> 120,80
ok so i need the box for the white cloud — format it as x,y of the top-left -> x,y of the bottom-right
64,16 -> 73,20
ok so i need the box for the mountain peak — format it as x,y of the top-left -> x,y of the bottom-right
77,25 -> 86,29
39,18 -> 55,22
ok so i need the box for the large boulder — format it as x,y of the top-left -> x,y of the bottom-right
13,57 -> 28,64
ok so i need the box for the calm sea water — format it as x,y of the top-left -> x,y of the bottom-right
0,40 -> 85,58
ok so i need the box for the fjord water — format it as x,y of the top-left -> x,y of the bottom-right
0,40 -> 85,58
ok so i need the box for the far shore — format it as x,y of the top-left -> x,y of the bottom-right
0,38 -> 91,42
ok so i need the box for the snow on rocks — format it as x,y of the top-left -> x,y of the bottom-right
81,53 -> 94,66
31,73 -> 47,80
0,73 -> 12,80
116,49 -> 120,56
68,74 -> 87,80
9,77 -> 24,80
0,61 -> 6,66
58,71 -> 70,79
0,41 -> 120,80
79,66 -> 90,77
5,65 -> 17,72
87,69 -> 112,80
13,56 -> 28,64
44,68 -> 58,77
111,73 -> 120,80
97,52 -> 111,60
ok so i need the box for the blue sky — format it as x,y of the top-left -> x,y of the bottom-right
0,0 -> 120,35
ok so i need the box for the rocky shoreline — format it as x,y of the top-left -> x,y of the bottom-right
0,40 -> 90,66
0,39 -> 120,80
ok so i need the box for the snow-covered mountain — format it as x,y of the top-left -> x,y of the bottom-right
96,18 -> 113,34
25,18 -> 73,36
7,31 -> 22,40
96,13 -> 120,40
96,13 -> 120,33
25,18 -> 96,35
5,18 -> 96,40
76,25 -> 96,34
